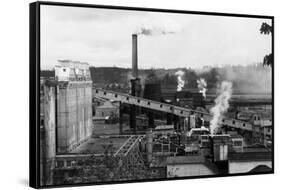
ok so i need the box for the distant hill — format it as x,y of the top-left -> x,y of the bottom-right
40,64 -> 272,93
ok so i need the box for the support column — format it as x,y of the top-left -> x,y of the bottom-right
146,128 -> 153,166
173,115 -> 180,132
148,111 -> 155,129
130,105 -> 136,134
119,102 -> 123,134
166,113 -> 173,125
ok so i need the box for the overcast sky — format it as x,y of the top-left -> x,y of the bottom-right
41,5 -> 272,70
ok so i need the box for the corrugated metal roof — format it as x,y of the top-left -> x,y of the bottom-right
229,151 -> 272,161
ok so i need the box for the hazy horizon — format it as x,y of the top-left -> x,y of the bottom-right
41,5 -> 272,70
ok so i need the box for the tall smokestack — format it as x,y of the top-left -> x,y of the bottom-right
130,34 -> 139,134
132,34 -> 138,78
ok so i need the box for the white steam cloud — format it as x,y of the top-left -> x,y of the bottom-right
175,70 -> 185,91
197,78 -> 207,98
210,81 -> 232,135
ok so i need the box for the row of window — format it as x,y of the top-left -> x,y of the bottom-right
222,119 -> 247,127
56,160 -> 78,168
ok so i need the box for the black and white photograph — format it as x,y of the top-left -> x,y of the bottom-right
35,2 -> 273,188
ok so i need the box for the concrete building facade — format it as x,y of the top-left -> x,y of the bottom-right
40,60 -> 94,185
229,160 -> 272,174
166,156 -> 217,177
95,101 -> 119,118
56,80 -> 93,153
55,60 -> 93,153
40,84 -> 56,186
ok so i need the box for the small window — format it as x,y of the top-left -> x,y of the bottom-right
126,97 -> 129,101
232,121 -> 235,124
147,102 -> 150,105
103,92 -> 107,95
66,160 -> 72,167
243,123 -> 246,127
180,111 -> 183,114
115,94 -> 118,98
56,161 -> 64,168
233,141 -> 242,146
63,68 -> 66,72
202,136 -> 208,140
137,99 -> 140,103
170,106 -> 173,110
95,90 -> 98,93
222,119 -> 225,123
160,104 -> 163,108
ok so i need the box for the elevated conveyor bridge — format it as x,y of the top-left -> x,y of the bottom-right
93,88 -> 253,132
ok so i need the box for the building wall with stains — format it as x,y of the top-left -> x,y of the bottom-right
229,160 -> 272,174
167,164 -> 215,177
40,85 -> 56,186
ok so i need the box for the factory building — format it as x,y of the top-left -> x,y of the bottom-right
40,60 -> 93,185
55,60 -> 93,153
39,32 -> 272,185
95,101 -> 119,118
166,155 -> 217,177
40,84 -> 56,185
228,150 -> 272,174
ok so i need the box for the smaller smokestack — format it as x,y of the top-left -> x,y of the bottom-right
132,34 -> 138,79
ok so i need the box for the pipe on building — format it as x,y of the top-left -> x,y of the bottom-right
119,102 -> 123,134
146,128 -> 153,165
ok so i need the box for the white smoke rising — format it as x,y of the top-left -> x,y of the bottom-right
197,78 -> 207,98
175,70 -> 185,91
210,81 -> 233,135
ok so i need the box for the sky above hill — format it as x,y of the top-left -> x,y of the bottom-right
41,5 -> 272,70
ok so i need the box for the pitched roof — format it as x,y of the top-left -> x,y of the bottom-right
229,151 -> 272,161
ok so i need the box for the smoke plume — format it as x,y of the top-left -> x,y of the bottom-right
136,27 -> 175,36
175,70 -> 185,91
197,78 -> 207,98
210,81 -> 232,135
